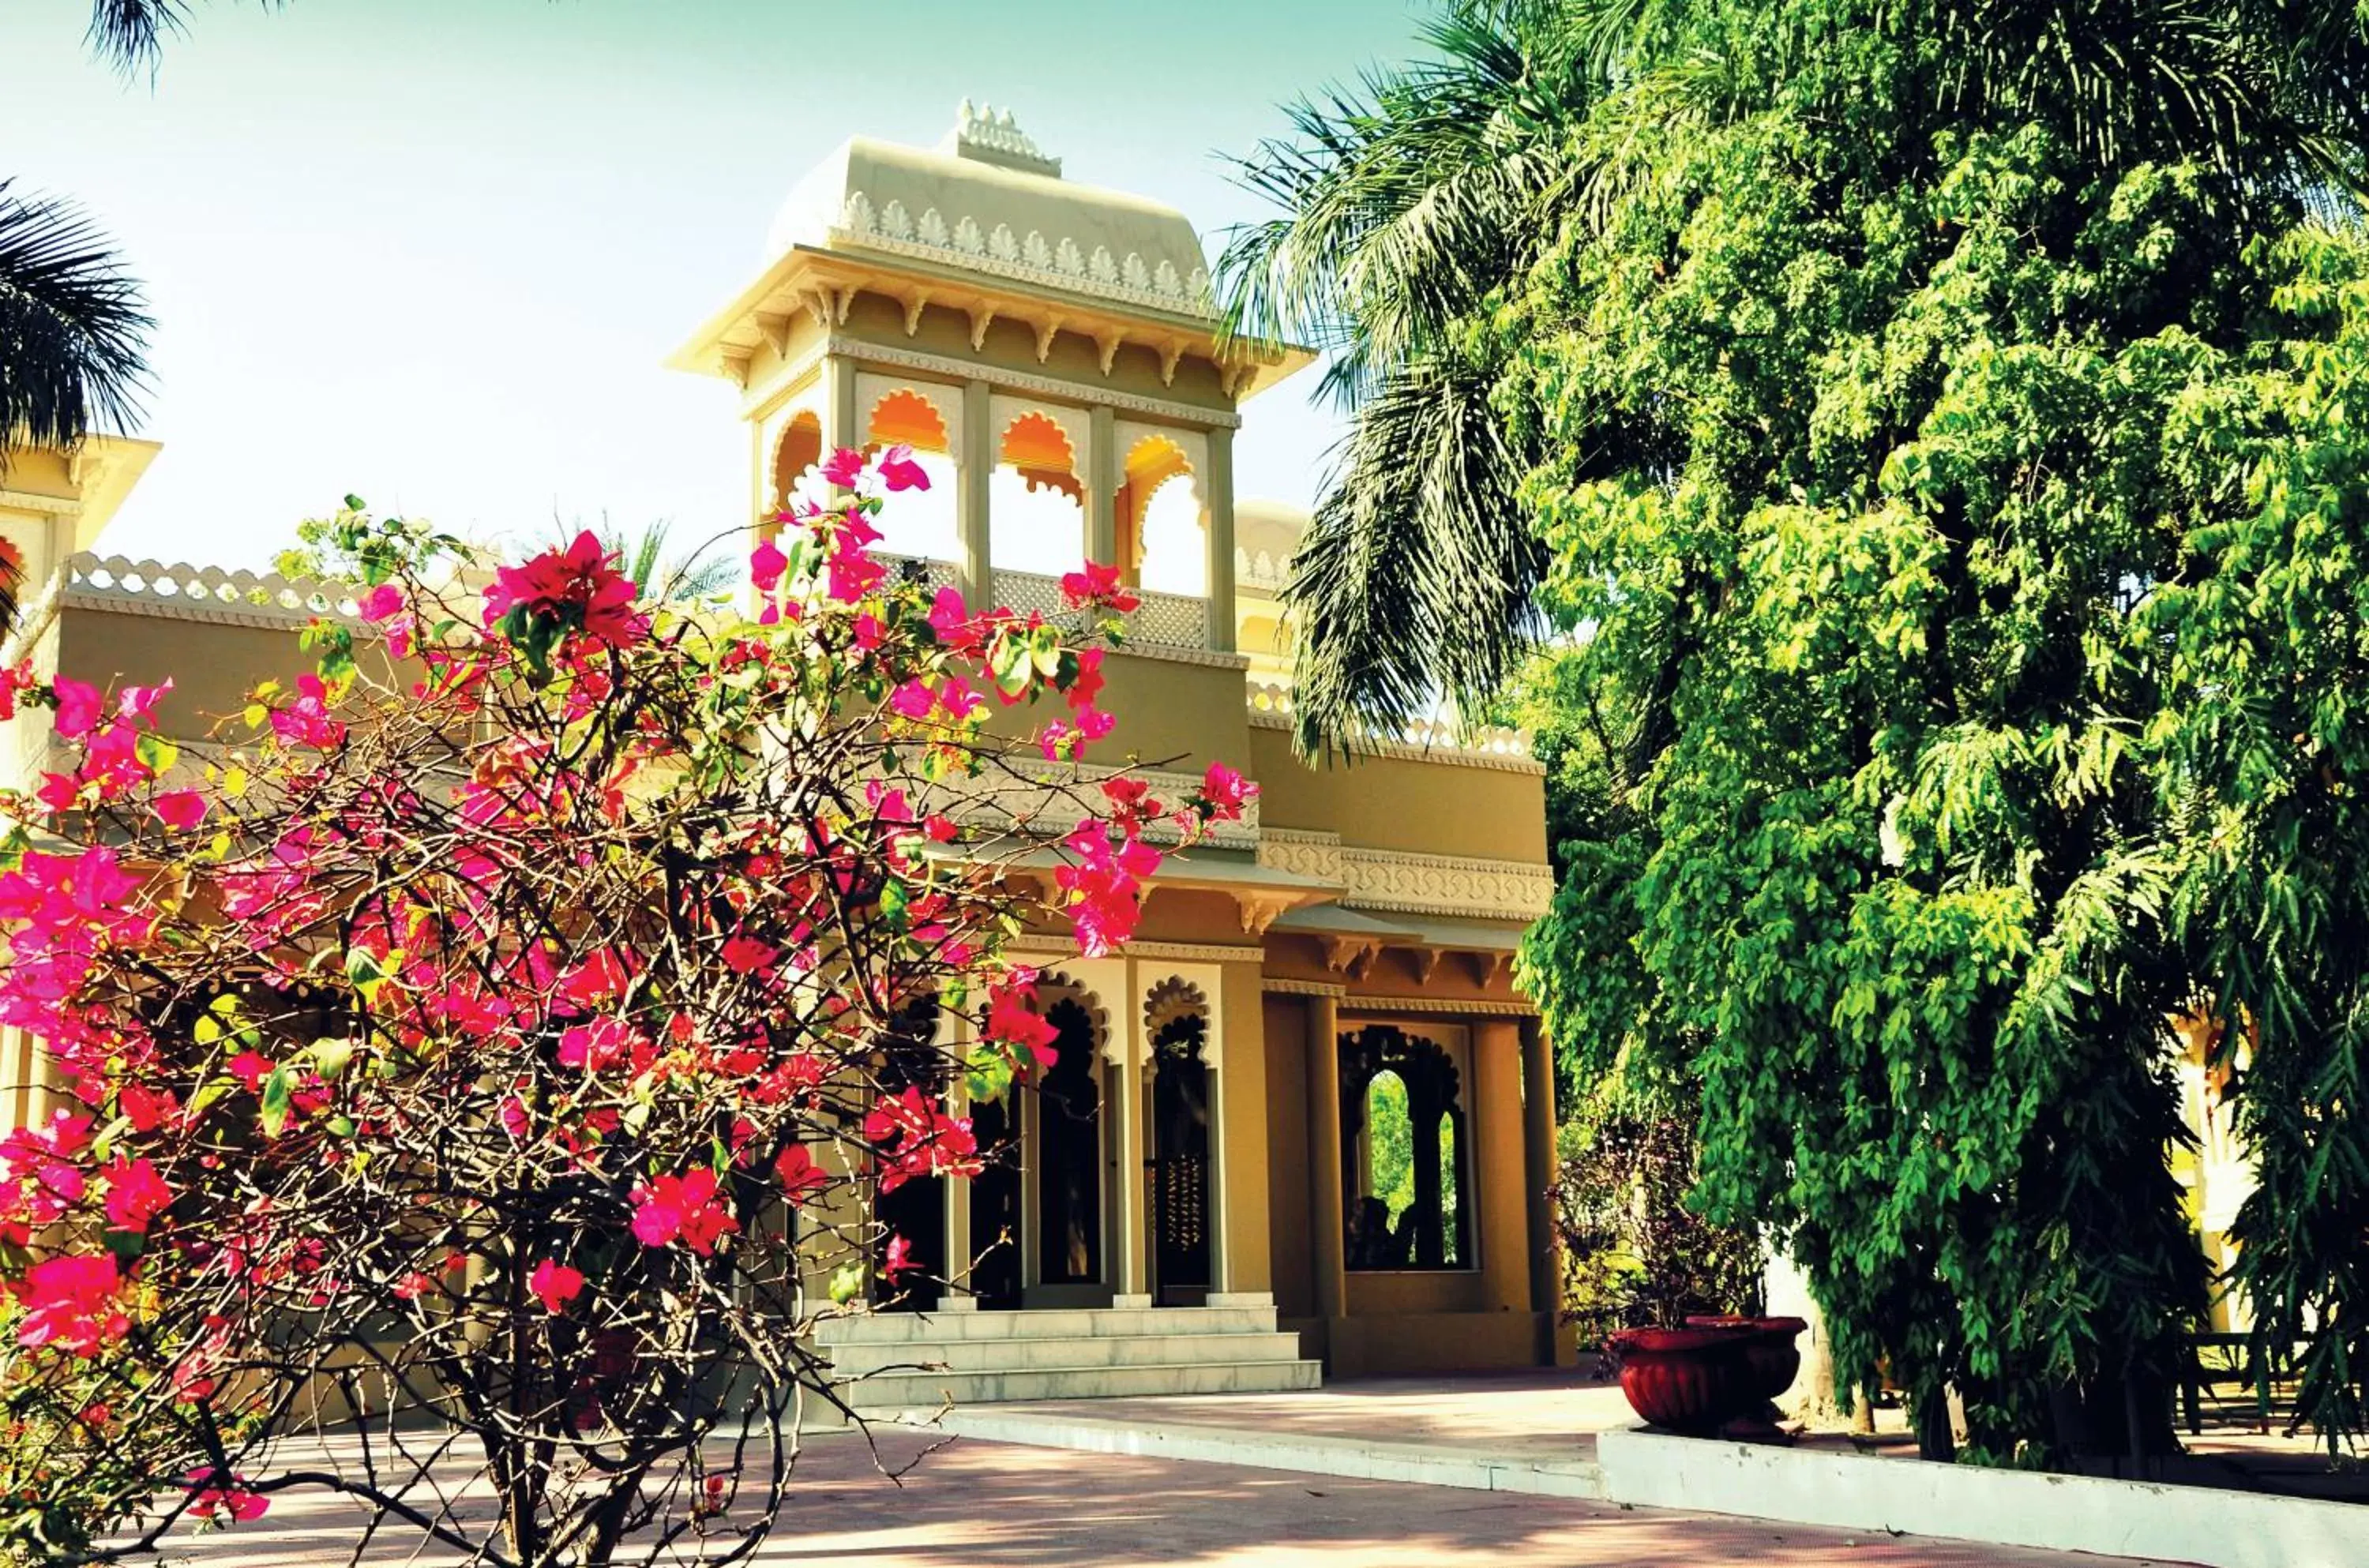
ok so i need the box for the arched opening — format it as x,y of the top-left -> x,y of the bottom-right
1144,979 -> 1214,1305
1117,436 -> 1203,595
873,995 -> 947,1312
769,411 -> 822,518
990,411 -> 1086,576
865,388 -> 959,562
1339,1026 -> 1471,1270
1033,996 -> 1103,1286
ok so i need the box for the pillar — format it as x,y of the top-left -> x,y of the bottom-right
1474,1020 -> 1530,1314
1113,1026 -> 1150,1307
1087,404 -> 1118,567
1520,1017 -> 1558,1316
957,378 -> 993,608
943,1018 -> 977,1310
822,355 -> 860,456
1203,424 -> 1237,653
1306,995 -> 1346,1326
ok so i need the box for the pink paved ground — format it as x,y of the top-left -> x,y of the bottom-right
986,1367 -> 1633,1462
119,1424 -> 2189,1566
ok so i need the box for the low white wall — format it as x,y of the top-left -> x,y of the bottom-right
1597,1425 -> 2366,1568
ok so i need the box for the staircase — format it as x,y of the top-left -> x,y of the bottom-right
813,1293 -> 1322,1413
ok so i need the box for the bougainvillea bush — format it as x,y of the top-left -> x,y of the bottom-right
0,447 -> 1250,1566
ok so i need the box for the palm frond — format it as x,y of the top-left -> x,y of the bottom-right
0,181 -> 152,463
85,0 -> 291,77
1284,348 -> 1543,757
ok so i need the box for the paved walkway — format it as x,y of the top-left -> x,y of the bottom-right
121,1423 -> 2187,1566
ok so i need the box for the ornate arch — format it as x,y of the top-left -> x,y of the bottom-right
1032,970 -> 1111,1063
1142,975 -> 1208,1045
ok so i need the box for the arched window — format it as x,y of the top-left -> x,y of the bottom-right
863,389 -> 959,561
1117,435 -> 1203,595
1338,1026 -> 1470,1270
990,411 -> 1086,575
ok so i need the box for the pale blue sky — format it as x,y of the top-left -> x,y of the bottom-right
2,0 -> 1422,567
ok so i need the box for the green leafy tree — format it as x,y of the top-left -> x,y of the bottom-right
1235,0 -> 2369,1459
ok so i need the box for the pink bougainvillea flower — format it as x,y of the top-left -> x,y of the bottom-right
269,673 -> 347,749
820,446 -> 866,489
749,535 -> 788,595
1057,561 -> 1139,613
556,1016 -> 641,1074
101,1156 -> 172,1234
876,443 -> 930,493
630,1168 -> 738,1254
357,582 -> 406,622
482,531 -> 649,655
775,1142 -> 828,1205
51,677 -> 103,740
983,988 -> 1060,1070
1196,760 -> 1257,822
926,586 -> 977,651
884,1233 -> 920,1281
863,1087 -> 984,1192
115,680 -> 171,727
12,1253 -> 129,1356
186,1469 -> 269,1525
152,790 -> 208,831
720,934 -> 778,976
392,1271 -> 437,1301
528,1258 -> 585,1314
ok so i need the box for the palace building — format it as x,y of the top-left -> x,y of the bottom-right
0,105 -> 1575,1408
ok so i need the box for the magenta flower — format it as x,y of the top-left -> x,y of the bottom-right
527,1258 -> 585,1313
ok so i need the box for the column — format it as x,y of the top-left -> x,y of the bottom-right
942,1018 -> 976,1311
1306,995 -> 1346,1326
1520,1017 -> 1558,1317
822,355 -> 860,456
1202,424 -> 1237,653
1087,404 -> 1119,566
957,378 -> 993,609
1474,1019 -> 1529,1313
1113,1026 -> 1151,1307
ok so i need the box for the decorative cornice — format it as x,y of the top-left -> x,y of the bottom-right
1256,837 -> 1553,922
1006,934 -> 1266,965
822,335 -> 1241,430
832,192 -> 1213,319
50,554 -> 368,634
1339,995 -> 1537,1018
1261,975 -> 1347,998
0,489 -> 79,516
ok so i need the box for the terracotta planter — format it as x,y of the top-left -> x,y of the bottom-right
1684,1314 -> 1809,1401
1605,1326 -> 1755,1435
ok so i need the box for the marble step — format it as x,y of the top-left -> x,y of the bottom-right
813,1305 -> 1278,1345
836,1355 -> 1323,1410
822,1329 -> 1308,1377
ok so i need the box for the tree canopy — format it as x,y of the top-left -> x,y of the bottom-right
1232,0 -> 2369,1457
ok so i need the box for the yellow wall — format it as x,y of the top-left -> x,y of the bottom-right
1249,726 -> 1548,863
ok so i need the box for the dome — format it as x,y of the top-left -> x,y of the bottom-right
763,103 -> 1215,318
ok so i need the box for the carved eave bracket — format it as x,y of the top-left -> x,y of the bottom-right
1237,891 -> 1299,937
1323,936 -> 1383,980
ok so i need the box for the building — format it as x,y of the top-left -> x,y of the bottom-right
0,106 -> 1573,1405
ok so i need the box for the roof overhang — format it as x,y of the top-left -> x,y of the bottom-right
666,244 -> 1313,403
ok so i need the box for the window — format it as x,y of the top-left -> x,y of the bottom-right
1340,1026 -> 1470,1270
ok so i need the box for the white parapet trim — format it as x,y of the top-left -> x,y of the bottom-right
1597,1424 -> 2363,1568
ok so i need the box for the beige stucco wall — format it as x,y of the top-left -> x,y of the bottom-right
1249,726 -> 1549,864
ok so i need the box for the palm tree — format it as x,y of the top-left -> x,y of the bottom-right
84,1 -> 284,76
1218,0 -> 2369,754
1216,1 -> 1605,755
0,180 -> 151,464
558,516 -> 738,603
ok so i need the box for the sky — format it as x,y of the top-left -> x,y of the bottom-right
1,0 -> 1427,570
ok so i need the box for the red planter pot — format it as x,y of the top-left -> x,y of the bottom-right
1605,1326 -> 1755,1435
1684,1315 -> 1809,1401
